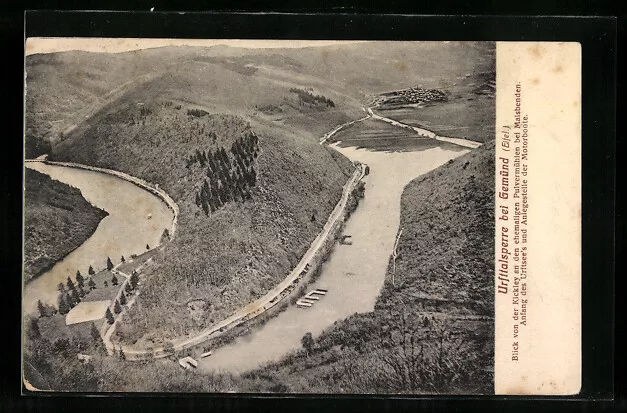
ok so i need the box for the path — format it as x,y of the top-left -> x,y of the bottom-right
101,256 -> 157,355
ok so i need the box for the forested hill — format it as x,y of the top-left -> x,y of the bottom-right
24,41 -> 495,378
44,90 -> 355,348
23,168 -> 107,282
241,142 -> 495,394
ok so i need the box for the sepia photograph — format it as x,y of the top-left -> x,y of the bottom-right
23,39 -> 496,394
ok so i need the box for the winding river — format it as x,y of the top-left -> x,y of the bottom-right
198,143 -> 468,374
23,141 -> 468,374
23,163 -> 174,315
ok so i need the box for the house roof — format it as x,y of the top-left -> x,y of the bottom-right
65,300 -> 111,325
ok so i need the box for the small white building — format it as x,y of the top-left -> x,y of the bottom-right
77,354 -> 93,364
178,356 -> 198,370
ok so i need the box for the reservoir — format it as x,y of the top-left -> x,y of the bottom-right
198,143 -> 469,374
23,162 -> 174,315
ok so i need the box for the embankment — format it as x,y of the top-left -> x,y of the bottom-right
23,167 -> 108,282
239,142 -> 495,394
26,159 -> 179,238
178,169 -> 367,359
120,163 -> 365,360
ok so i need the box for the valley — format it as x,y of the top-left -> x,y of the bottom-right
23,40 -> 495,393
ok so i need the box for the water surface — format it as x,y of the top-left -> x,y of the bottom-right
24,163 -> 174,315
199,144 -> 468,374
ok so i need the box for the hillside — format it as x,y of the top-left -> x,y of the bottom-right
23,168 -> 107,282
25,44 -> 391,350
240,141 -> 495,394
23,42 -> 495,392
25,42 -> 495,157
47,92 -> 354,347
373,44 -> 496,143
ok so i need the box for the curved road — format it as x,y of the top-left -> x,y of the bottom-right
120,162 -> 366,360
33,100 -> 478,362
109,104 -> 478,360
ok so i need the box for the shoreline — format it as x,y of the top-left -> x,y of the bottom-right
25,159 -> 180,239
120,162 -> 365,360
23,159 -> 179,347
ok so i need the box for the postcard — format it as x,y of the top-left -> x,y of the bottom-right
22,38 -> 580,395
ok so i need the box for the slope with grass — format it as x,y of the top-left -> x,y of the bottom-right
238,141 -> 495,394
373,44 -> 496,144
23,168 -> 108,282
25,42 -> 495,157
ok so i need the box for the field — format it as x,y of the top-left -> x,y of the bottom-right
331,118 -> 444,152
377,95 -> 495,143
81,270 -> 122,302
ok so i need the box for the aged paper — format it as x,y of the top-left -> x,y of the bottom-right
23,37 -> 582,394
494,42 -> 582,395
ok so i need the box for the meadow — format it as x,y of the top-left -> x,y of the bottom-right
377,94 -> 495,143
332,118 -> 443,152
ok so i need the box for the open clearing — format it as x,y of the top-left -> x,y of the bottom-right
377,96 -> 495,143
331,118 -> 445,152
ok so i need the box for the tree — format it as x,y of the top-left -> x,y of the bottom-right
58,294 -> 70,315
124,283 -> 132,295
65,291 -> 75,308
88,278 -> 96,290
111,274 -> 119,286
114,300 -> 122,314
301,332 -> 314,354
57,283 -> 66,294
104,280 -> 109,288
106,257 -> 114,271
78,286 -> 86,298
76,270 -> 84,288
37,300 -> 46,318
130,270 -> 139,289
66,277 -> 77,295
119,293 -> 127,306
52,338 -> 71,357
119,347 -> 126,361
27,317 -> 40,340
105,308 -> 114,325
67,289 -> 78,306
200,192 -> 209,215
90,322 -> 101,344
88,265 -> 95,276
71,289 -> 81,305
163,340 -> 175,356
120,256 -> 126,263
146,244 -> 150,250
